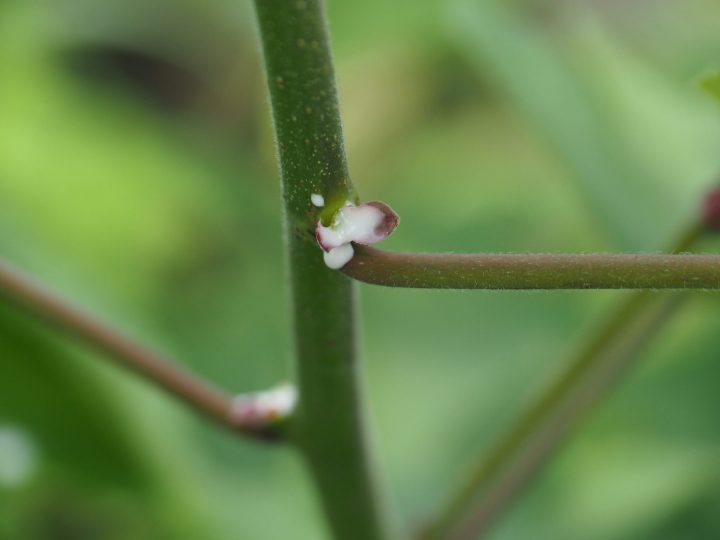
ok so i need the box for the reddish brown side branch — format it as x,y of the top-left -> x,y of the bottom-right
0,258 -> 287,442
344,245 -> 720,290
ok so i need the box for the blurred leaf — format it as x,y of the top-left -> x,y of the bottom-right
447,0 -> 720,250
0,303 -> 176,539
699,71 -> 720,103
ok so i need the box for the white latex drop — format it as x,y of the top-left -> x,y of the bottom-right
311,194 -> 325,207
323,243 -> 355,269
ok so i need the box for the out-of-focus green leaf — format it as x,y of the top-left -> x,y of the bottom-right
0,3 -> 321,538
0,303 -> 179,539
699,71 -> 720,103
447,0 -> 720,250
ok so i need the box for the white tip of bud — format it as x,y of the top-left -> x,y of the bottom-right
311,194 -> 325,207
231,384 -> 298,427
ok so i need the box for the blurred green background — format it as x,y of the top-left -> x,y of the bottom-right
2,0 -> 720,538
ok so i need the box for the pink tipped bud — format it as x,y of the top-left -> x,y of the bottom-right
230,384 -> 297,427
357,201 -> 400,244
315,200 -> 400,253
702,188 -> 720,230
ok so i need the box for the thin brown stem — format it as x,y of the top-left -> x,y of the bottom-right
0,258 -> 289,442
344,243 -> 719,290
448,293 -> 686,540
416,223 -> 706,539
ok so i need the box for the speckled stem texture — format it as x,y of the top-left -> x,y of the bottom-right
253,2 -> 392,539
345,245 -> 720,289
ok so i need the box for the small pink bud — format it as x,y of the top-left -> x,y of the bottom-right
315,200 -> 400,252
355,201 -> 400,244
702,188 -> 720,230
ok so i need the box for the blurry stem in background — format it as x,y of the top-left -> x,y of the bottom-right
417,223 -> 707,540
252,1 -> 393,539
342,243 -> 720,290
0,258 -> 289,442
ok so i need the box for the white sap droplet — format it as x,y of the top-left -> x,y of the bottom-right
323,243 -> 354,269
0,426 -> 37,488
311,194 -> 325,207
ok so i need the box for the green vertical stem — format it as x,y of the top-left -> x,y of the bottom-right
252,2 -> 392,539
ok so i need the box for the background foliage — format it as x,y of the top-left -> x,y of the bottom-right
2,0 -> 720,538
